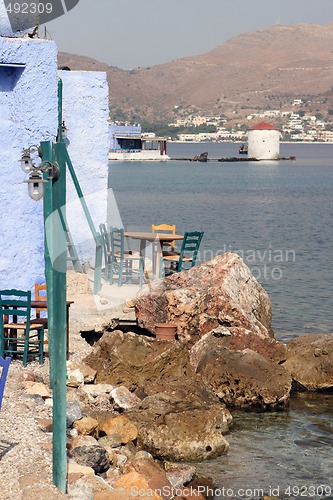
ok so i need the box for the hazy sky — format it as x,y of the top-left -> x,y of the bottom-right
44,0 -> 333,70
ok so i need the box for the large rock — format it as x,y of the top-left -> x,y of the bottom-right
282,334 -> 333,391
135,253 -> 273,345
125,376 -> 231,461
196,347 -> 292,410
83,330 -> 193,389
190,327 -> 287,369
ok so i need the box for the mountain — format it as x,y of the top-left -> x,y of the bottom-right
58,23 -> 333,123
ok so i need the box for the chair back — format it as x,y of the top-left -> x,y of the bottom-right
152,223 -> 176,250
35,283 -> 47,318
0,289 -> 32,331
178,231 -> 204,271
99,223 -> 112,257
111,228 -> 125,258
0,356 -> 11,410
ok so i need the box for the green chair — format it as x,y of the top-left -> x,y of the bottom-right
99,223 -> 112,280
110,228 -> 144,287
0,289 -> 45,366
161,231 -> 204,276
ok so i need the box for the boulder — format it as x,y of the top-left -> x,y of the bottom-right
83,330 -> 193,389
190,327 -> 287,369
135,253 -> 274,345
196,347 -> 292,410
98,415 -> 138,444
69,435 -> 110,474
282,334 -> 333,390
122,458 -> 173,499
125,376 -> 231,461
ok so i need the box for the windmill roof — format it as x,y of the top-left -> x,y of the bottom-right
248,121 -> 279,131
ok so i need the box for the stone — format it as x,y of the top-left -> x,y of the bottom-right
108,449 -> 128,468
69,441 -> 110,474
67,401 -> 83,428
126,376 -> 231,461
98,415 -> 138,443
66,361 -> 97,384
20,371 -> 42,383
66,367 -> 85,388
135,253 -> 274,345
113,471 -> 163,499
83,330 -> 192,389
24,382 -> 52,399
36,418 -> 53,432
190,327 -> 287,369
122,458 -> 173,497
98,433 -> 123,449
111,386 -> 141,410
282,334 -> 333,390
67,462 -> 95,477
74,416 -> 99,436
81,383 -> 114,399
197,347 -> 292,409
71,435 -> 99,449
165,464 -> 196,488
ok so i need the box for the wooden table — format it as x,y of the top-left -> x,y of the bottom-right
124,231 -> 184,277
31,300 -> 74,359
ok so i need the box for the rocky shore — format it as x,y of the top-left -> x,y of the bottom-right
1,253 -> 332,499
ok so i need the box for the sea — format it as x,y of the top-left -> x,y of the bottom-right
108,142 -> 333,499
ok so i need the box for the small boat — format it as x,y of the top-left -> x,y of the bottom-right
239,144 -> 248,155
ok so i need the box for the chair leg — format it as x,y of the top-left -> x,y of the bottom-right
109,262 -> 114,285
118,260 -> 124,287
39,326 -> 44,365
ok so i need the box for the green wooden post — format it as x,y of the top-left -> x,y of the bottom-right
50,140 -> 67,493
41,78 -> 67,494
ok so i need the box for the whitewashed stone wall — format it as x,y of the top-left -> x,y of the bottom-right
0,37 -> 58,291
59,70 -> 109,265
0,37 -> 110,292
248,129 -> 280,160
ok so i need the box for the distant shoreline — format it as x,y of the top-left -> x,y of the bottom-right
169,140 -> 333,145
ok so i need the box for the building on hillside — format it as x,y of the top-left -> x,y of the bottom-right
247,122 -> 280,160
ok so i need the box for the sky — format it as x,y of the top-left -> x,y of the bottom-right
43,0 -> 333,70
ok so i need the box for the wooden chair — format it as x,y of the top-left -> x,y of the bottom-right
32,282 -> 48,327
99,223 -> 112,280
0,289 -> 44,366
0,355 -> 11,410
161,231 -> 204,276
110,228 -> 144,287
152,223 -> 176,253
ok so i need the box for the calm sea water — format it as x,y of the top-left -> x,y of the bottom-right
109,142 -> 333,338
108,142 -> 333,498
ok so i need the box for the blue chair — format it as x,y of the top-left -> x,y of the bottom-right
0,356 -> 11,410
0,289 -> 45,366
110,228 -> 145,287
161,231 -> 204,276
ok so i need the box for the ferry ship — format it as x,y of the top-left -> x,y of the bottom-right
108,122 -> 170,161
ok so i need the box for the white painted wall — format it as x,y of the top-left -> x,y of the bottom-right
0,37 -> 58,291
59,70 -> 109,266
0,37 -> 110,292
248,129 -> 280,160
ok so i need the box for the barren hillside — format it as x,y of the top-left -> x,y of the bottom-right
58,22 -> 333,122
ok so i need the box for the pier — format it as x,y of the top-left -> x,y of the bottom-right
171,156 -> 296,162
